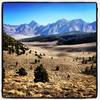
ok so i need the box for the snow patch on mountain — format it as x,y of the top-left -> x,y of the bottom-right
3,19 -> 96,39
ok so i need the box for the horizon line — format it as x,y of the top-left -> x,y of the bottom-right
3,18 -> 96,26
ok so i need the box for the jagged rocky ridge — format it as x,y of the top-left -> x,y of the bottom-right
3,19 -> 96,39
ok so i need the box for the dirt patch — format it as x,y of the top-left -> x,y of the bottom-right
3,42 -> 97,98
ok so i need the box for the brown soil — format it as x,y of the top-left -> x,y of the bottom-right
3,42 -> 97,98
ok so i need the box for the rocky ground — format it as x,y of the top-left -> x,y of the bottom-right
2,42 -> 97,98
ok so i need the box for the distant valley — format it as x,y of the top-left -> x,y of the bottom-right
20,32 -> 96,45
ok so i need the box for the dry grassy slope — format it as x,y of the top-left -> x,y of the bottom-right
3,42 -> 96,98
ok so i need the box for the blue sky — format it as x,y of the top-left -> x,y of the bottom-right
3,2 -> 96,25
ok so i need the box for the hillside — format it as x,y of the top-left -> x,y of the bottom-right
3,32 -> 29,55
3,32 -> 17,50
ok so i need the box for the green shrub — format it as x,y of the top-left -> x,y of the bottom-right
16,62 -> 18,66
76,57 -> 78,61
34,64 -> 49,82
56,66 -> 59,71
84,67 -> 89,73
38,60 -> 40,63
92,56 -> 95,60
93,56 -> 96,63
16,67 -> 27,76
43,54 -> 45,56
35,54 -> 38,56
22,49 -> 25,54
35,53 -> 42,59
15,45 -> 21,55
81,57 -> 87,64
40,53 -> 42,56
67,74 -> 70,78
24,47 -> 29,50
82,66 -> 96,77
38,55 -> 42,59
16,48 -> 20,55
51,57 -> 53,59
8,46 -> 15,54
8,47 -> 12,54
30,66 -> 32,70
88,57 -> 92,61
34,59 -> 37,63
29,50 -> 31,54
91,64 -> 94,69
35,51 -> 37,54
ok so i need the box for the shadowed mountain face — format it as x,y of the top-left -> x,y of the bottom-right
3,19 -> 96,39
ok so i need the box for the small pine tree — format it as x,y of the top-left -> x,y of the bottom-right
85,67 -> 89,74
30,65 -> 32,70
35,59 -> 37,63
43,54 -> 45,56
11,46 -> 14,53
82,57 -> 84,63
92,56 -> 94,60
8,46 -> 14,54
40,53 -> 42,56
35,54 -> 38,56
76,57 -> 78,61
15,45 -> 20,55
88,57 -> 92,61
16,48 -> 20,55
93,57 -> 96,63
82,57 -> 87,64
67,74 -> 70,78
56,66 -> 59,71
22,49 -> 25,54
16,61 -> 18,66
38,55 -> 42,59
51,57 -> 53,59
8,47 -> 12,54
34,64 -> 49,83
38,60 -> 40,63
91,64 -> 94,70
29,50 -> 31,54
35,51 -> 37,54
16,67 -> 27,76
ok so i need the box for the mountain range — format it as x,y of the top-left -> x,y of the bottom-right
3,19 -> 96,39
